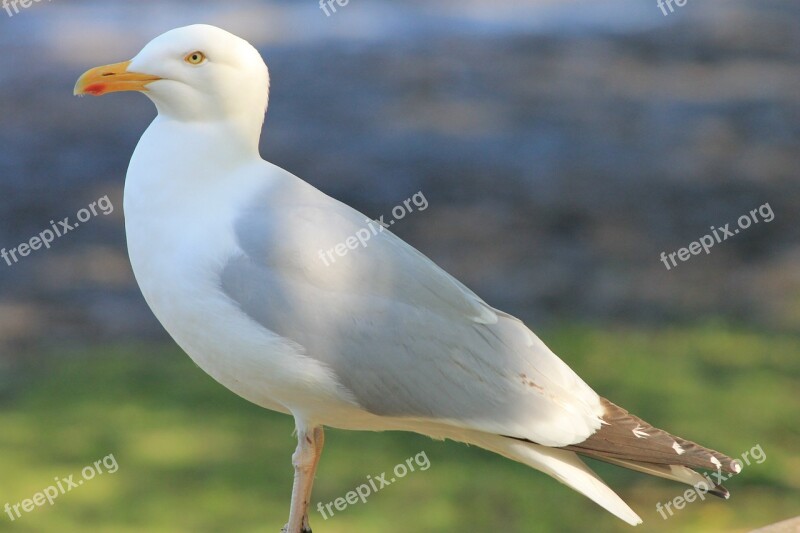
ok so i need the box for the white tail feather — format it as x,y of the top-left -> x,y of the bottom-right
466,433 -> 642,526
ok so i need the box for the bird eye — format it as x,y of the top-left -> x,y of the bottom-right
184,51 -> 206,65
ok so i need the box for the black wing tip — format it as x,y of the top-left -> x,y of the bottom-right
707,483 -> 730,499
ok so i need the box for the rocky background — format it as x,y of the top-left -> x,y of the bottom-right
0,0 -> 798,355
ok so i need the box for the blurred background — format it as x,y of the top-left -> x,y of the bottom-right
0,0 -> 798,531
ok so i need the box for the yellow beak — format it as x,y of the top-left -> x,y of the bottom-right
73,60 -> 161,96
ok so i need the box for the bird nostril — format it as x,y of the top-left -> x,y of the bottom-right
101,72 -> 115,77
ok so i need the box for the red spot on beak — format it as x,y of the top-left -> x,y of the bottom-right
83,83 -> 106,96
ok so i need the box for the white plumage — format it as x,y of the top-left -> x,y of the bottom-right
74,24 -> 739,531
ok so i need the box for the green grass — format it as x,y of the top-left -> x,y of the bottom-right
0,323 -> 797,532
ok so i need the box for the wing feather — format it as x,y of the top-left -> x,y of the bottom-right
220,166 -> 604,446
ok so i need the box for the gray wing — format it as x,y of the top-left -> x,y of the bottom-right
220,164 -> 603,447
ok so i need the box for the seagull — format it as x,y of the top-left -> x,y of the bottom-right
74,24 -> 740,531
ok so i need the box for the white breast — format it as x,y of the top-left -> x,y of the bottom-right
122,118 -> 366,425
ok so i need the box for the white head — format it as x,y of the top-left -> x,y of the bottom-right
75,24 -> 270,149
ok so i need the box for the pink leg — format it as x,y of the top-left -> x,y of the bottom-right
282,425 -> 324,533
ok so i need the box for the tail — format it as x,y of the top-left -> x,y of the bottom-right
461,396 -> 739,526
562,397 -> 740,486
464,431 -> 643,526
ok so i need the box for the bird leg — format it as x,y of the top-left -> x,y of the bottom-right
282,425 -> 325,533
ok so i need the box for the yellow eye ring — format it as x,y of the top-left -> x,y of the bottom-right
184,51 -> 206,65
